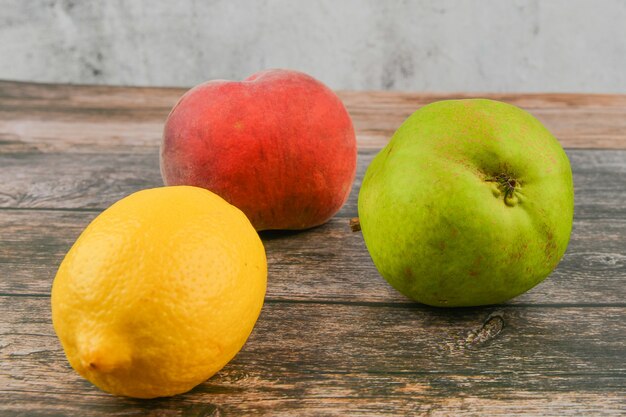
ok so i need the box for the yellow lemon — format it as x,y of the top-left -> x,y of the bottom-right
51,186 -> 267,398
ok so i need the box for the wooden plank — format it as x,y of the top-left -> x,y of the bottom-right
2,389 -> 623,417
0,81 -> 178,154
341,92 -> 626,150
0,209 -> 624,305
1,296 -> 624,415
0,151 -> 162,209
3,80 -> 626,112
1,81 -> 626,152
0,150 -> 624,220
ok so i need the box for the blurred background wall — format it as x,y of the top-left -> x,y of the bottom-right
1,0 -> 625,92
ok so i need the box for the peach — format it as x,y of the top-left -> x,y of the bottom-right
161,69 -> 357,231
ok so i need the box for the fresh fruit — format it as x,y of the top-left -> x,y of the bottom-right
51,186 -> 267,398
358,99 -> 574,307
160,69 -> 357,231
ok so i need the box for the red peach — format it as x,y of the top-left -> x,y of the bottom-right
161,69 -> 357,231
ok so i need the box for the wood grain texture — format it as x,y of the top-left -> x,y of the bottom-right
1,210 -> 625,306
1,82 -> 626,416
0,150 -> 625,221
0,150 -> 624,304
1,297 -> 625,416
1,81 -> 626,154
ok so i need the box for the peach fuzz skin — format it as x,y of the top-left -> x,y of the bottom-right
160,69 -> 357,231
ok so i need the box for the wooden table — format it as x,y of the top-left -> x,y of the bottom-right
1,81 -> 625,416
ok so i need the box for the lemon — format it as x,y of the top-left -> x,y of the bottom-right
51,186 -> 267,398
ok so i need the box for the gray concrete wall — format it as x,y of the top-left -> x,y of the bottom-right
1,0 -> 626,92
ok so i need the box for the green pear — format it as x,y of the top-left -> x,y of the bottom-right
358,99 -> 574,307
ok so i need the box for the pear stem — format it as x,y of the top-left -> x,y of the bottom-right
350,217 -> 361,232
